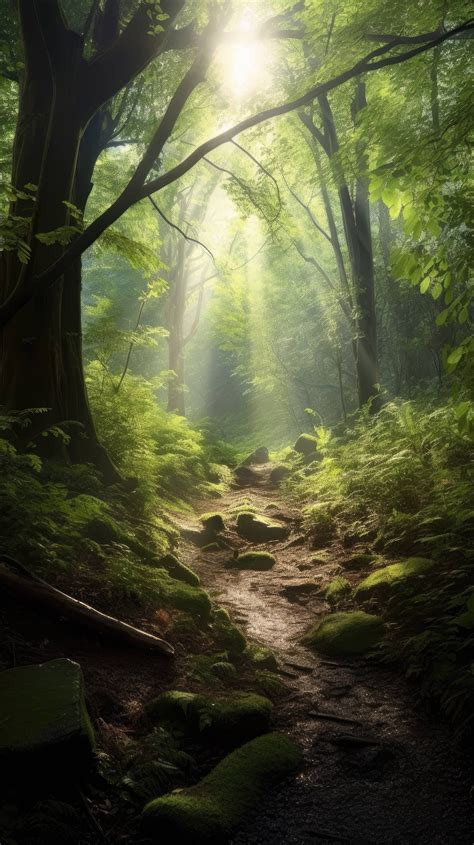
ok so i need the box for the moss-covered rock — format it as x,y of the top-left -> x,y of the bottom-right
155,553 -> 200,587
294,433 -> 319,457
304,611 -> 385,656
323,577 -> 352,604
227,551 -> 276,571
355,557 -> 434,600
234,465 -> 259,486
147,690 -> 273,748
201,513 -> 226,532
212,609 -> 247,654
342,553 -> 379,571
270,464 -> 290,484
142,732 -> 301,843
211,661 -> 238,681
246,645 -> 279,671
0,659 -> 94,774
236,512 -> 288,542
242,446 -> 269,465
158,571 -> 211,619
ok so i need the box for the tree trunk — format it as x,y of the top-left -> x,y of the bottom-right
167,238 -> 187,416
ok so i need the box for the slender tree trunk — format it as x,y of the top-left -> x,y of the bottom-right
167,238 -> 187,416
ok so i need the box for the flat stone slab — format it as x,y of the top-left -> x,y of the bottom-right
0,658 -> 95,771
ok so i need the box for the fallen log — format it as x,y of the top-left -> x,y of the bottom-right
0,555 -> 174,656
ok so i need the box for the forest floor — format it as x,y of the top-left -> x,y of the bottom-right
181,462 -> 474,845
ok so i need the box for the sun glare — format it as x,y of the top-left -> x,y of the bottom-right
221,25 -> 272,100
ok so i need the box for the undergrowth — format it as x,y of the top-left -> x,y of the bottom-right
286,398 -> 474,736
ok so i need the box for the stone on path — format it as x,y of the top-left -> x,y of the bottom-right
304,611 -> 385,656
242,446 -> 269,465
236,512 -> 288,542
0,658 -> 95,775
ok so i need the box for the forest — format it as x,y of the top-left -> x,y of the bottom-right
0,1 -> 473,842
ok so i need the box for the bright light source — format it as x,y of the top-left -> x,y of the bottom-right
220,21 -> 272,100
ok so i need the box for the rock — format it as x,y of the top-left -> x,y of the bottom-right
211,661 -> 238,681
236,512 -> 288,542
146,690 -> 273,748
227,551 -> 276,571
0,658 -> 95,776
155,553 -> 200,587
246,645 -> 279,671
212,608 -> 247,654
293,433 -> 320,457
142,733 -> 302,843
304,611 -> 385,656
279,582 -> 319,602
270,464 -> 290,484
242,446 -> 269,465
342,553 -> 379,571
181,525 -> 216,548
233,465 -> 259,486
201,513 -> 225,532
323,577 -> 352,604
355,557 -> 434,600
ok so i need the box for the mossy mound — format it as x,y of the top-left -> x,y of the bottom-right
155,553 -> 200,587
246,645 -> 279,671
147,691 -> 273,748
142,732 -> 301,843
201,513 -> 226,532
227,551 -> 276,571
212,609 -> 247,654
342,553 -> 379,571
304,611 -> 385,656
155,570 -> 211,619
270,464 -> 290,484
294,433 -> 319,457
355,557 -> 434,600
211,661 -> 238,681
0,659 -> 94,775
323,577 -> 352,604
236,512 -> 287,542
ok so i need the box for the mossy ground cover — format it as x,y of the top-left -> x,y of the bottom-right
142,732 -> 302,843
355,557 -> 434,599
227,551 -> 276,571
323,577 -> 352,604
146,690 -> 273,748
304,611 -> 385,656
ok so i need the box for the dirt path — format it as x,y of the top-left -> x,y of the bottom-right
182,463 -> 474,845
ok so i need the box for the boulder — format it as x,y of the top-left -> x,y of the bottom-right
270,464 -> 290,484
355,557 -> 434,600
180,526 -> 216,548
227,551 -> 276,571
293,433 -> 319,457
146,690 -> 273,748
212,608 -> 247,654
236,512 -> 288,542
142,732 -> 302,843
0,658 -> 95,776
155,553 -> 200,587
242,446 -> 269,465
233,465 -> 259,486
304,611 -> 385,656
201,513 -> 226,533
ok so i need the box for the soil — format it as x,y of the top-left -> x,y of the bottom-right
181,463 -> 474,845
1,461 -> 473,844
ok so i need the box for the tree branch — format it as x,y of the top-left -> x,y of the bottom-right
1,19 -> 472,328
148,196 -> 215,261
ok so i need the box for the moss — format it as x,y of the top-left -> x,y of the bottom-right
227,551 -> 276,571
323,577 -> 352,604
211,661 -> 238,681
142,732 -> 301,843
294,433 -> 318,455
246,645 -> 279,671
146,690 -> 273,748
342,553 -> 379,571
304,611 -> 385,656
254,671 -> 290,698
0,659 -> 95,771
236,512 -> 287,542
157,571 -> 211,619
213,614 -> 247,654
201,542 -> 221,552
201,512 -> 226,532
155,553 -> 200,587
355,557 -> 434,599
